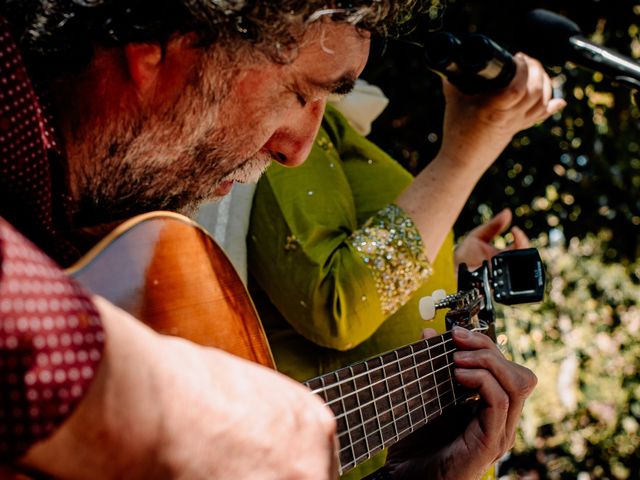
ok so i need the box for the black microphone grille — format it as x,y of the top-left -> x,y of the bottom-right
519,9 -> 583,66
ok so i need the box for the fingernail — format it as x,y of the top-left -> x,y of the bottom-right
453,368 -> 468,379
452,326 -> 469,339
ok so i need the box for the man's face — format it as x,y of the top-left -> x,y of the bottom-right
70,22 -> 370,224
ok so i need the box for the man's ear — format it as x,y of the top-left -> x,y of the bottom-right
123,43 -> 163,98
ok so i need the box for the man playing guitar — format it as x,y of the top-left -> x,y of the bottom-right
0,1 -> 561,478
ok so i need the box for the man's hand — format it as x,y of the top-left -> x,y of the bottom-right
20,296 -> 338,480
454,208 -> 530,271
384,328 -> 537,480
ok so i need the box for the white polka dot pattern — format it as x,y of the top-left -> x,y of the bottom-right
0,16 -> 81,266
0,218 -> 104,460
0,16 -> 105,459
0,17 -> 105,460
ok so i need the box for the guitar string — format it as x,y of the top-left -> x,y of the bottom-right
340,391 -> 470,468
332,353 -> 455,421
307,334 -> 452,394
323,341 -> 456,410
309,325 -> 486,396
331,346 -> 458,463
308,334 -> 455,396
328,347 -> 460,463
338,390 -> 449,466
336,332 -> 489,465
335,359 -> 458,442
309,329 -> 483,467
338,390 -> 465,462
340,393 -> 468,467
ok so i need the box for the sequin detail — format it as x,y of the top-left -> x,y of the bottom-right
348,204 -> 432,316
316,136 -> 334,152
284,234 -> 300,252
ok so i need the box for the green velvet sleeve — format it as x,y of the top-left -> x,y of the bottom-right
248,107 -> 432,351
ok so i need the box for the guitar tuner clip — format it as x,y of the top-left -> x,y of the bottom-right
419,248 -> 546,339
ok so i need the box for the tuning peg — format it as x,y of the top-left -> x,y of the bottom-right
431,289 -> 446,302
419,296 -> 436,320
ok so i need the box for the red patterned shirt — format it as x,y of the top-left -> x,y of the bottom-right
0,18 -> 105,460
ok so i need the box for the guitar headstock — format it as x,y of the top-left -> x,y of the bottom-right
444,288 -> 485,331
419,248 -> 546,341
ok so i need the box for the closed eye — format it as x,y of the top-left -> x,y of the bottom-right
295,92 -> 308,107
331,80 -> 355,96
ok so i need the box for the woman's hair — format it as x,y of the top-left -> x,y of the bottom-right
1,0 -> 430,73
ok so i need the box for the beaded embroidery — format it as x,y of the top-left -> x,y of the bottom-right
348,204 -> 432,315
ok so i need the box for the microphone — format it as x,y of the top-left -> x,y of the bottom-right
423,32 -> 516,95
520,9 -> 640,91
459,34 -> 517,91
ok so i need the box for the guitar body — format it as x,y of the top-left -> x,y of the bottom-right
4,211 -> 499,479
65,212 -> 498,479
67,211 -> 274,368
1,212 -> 274,480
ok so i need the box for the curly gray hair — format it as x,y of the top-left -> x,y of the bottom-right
1,0 -> 432,74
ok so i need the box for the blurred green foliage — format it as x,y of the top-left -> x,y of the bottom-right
498,235 -> 640,478
363,2 -> 640,476
364,0 -> 640,261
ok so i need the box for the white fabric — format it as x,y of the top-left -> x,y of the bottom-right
328,79 -> 389,136
195,183 -> 256,285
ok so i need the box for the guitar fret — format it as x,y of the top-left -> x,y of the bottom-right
339,358 -> 388,468
409,343 -> 428,430
305,375 -> 328,403
349,364 -> 373,464
336,370 -> 357,472
306,332 -> 463,475
413,341 -> 436,421
365,357 -> 384,457
444,335 -> 459,408
425,338 -> 444,418
382,351 -> 400,447
428,333 -> 455,418
392,348 -> 409,438
393,350 -> 410,439
344,366 -> 368,466
354,366 -> 370,458
397,345 -> 423,433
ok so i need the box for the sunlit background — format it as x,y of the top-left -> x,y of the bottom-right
363,1 -> 640,477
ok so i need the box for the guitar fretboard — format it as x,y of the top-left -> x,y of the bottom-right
304,331 -> 465,474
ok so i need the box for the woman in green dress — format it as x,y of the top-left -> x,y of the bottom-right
248,101 -> 534,478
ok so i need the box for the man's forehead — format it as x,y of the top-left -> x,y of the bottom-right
292,22 -> 370,87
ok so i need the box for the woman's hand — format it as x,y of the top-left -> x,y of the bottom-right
454,208 -> 530,271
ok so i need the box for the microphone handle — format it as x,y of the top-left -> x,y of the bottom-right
424,33 -> 516,95
423,32 -> 464,76
457,34 -> 517,94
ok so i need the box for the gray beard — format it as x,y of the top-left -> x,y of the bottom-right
72,145 -> 272,226
67,58 -> 264,227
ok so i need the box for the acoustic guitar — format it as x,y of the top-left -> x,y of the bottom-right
7,211 -> 496,478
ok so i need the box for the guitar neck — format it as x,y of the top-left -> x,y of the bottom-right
304,331 -> 466,474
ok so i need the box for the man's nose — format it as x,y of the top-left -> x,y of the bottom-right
264,99 -> 326,167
